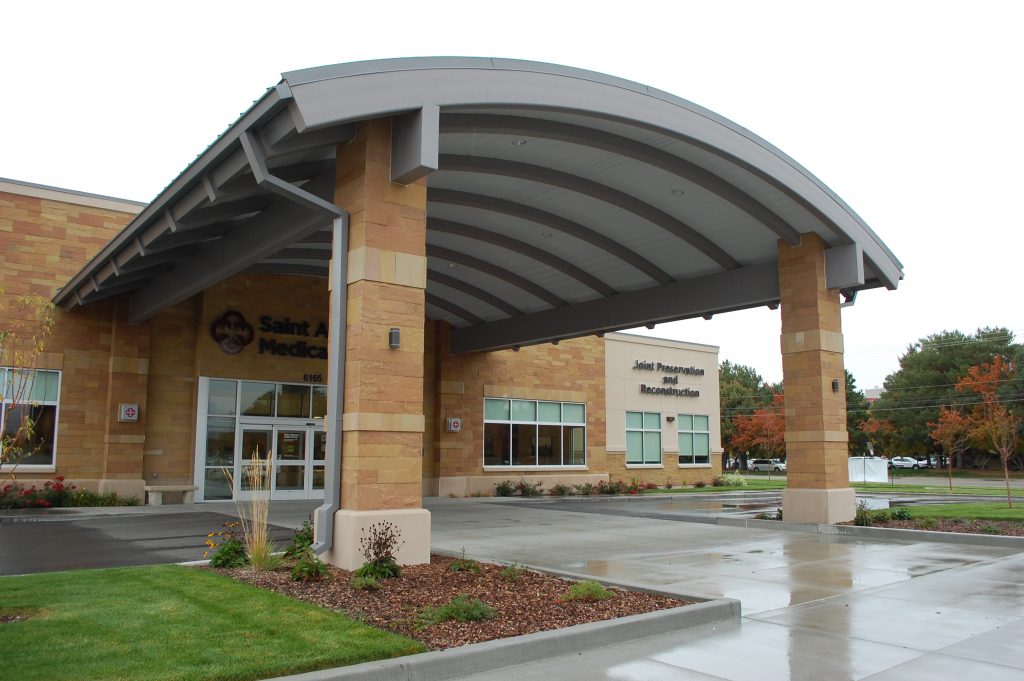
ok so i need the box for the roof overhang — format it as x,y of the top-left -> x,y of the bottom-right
55,57 -> 903,353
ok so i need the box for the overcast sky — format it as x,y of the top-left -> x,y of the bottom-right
3,1 -> 1021,389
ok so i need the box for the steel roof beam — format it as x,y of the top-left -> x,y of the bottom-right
428,188 -> 672,285
425,293 -> 483,326
426,270 -> 523,318
428,217 -> 618,297
128,171 -> 336,321
442,114 -> 802,245
439,154 -> 741,271
427,245 -> 565,309
450,262 -> 779,354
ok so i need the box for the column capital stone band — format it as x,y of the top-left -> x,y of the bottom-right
784,430 -> 849,443
780,329 -> 844,355
347,246 -> 427,288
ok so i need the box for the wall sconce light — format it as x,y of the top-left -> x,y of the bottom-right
388,327 -> 400,349
666,416 -> 676,423
831,379 -> 840,393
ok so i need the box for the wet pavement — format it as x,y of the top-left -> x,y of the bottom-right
0,501 -> 315,575
426,497 -> 1024,681
2,493 -> 1022,679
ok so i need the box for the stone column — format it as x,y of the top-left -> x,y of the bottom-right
100,299 -> 149,499
779,233 -> 854,524
324,119 -> 430,570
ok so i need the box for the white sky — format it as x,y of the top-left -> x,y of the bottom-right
3,0 -> 1021,389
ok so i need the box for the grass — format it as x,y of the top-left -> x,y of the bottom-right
898,503 -> 1024,522
640,477 -> 1021,498
643,479 -> 788,493
0,565 -> 424,681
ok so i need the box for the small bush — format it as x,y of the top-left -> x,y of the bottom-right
290,547 -> 329,582
500,562 -> 527,582
563,579 -> 614,602
285,517 -> 315,558
713,473 -> 746,487
980,523 -> 1001,535
573,482 -> 594,496
416,595 -> 494,629
516,479 -> 544,497
468,490 -> 491,498
853,500 -> 873,526
349,575 -> 381,591
694,480 -> 706,488
448,548 -> 481,573
643,482 -> 659,490
890,507 -> 913,521
915,517 -> 939,530
354,521 -> 404,579
494,480 -> 516,497
548,483 -> 572,496
210,539 -> 248,568
872,509 -> 892,523
597,480 -> 628,495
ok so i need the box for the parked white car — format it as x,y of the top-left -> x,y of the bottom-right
749,458 -> 787,472
888,456 -> 927,469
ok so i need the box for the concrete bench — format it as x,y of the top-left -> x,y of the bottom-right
144,485 -> 199,505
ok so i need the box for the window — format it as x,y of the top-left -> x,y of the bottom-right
678,414 -> 711,465
1,368 -> 61,467
626,411 -> 661,465
483,398 -> 586,467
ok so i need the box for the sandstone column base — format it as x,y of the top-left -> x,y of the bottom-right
782,487 -> 856,524
322,508 -> 431,571
98,478 -> 146,499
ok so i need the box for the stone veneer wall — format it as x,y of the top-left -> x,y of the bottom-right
0,186 -> 140,490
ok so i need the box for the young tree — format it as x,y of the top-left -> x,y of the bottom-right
955,356 -> 1022,508
861,414 -> 896,457
845,370 -> 870,455
719,361 -> 774,469
928,407 -> 973,493
730,391 -> 786,462
0,292 -> 56,478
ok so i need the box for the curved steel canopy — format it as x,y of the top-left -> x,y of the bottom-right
54,57 -> 902,354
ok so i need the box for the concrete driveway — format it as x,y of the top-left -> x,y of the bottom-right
426,497 -> 1024,681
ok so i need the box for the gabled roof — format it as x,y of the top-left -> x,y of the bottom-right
55,57 -> 902,353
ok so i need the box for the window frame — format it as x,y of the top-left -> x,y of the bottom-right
0,367 -> 62,472
625,411 -> 663,467
482,398 -> 587,470
677,413 -> 711,467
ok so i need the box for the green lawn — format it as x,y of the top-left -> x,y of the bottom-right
0,565 -> 424,681
643,479 -> 788,493
899,502 -> 1024,522
851,482 -> 1022,497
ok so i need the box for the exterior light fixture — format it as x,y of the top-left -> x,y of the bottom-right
670,188 -> 685,196
666,416 -> 676,423
831,379 -> 840,393
645,323 -> 655,329
551,339 -> 560,345
702,313 -> 714,320
512,139 -> 528,146
389,327 -> 401,349
512,345 -> 521,352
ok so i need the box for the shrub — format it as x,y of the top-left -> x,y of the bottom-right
643,482 -> 659,490
500,562 -> 527,582
66,489 -> 140,507
890,507 -> 913,521
853,500 -> 873,526
694,480 -> 706,488
0,476 -> 139,509
448,548 -> 481,573
563,579 -> 614,602
285,517 -> 315,558
349,575 -> 381,591
494,480 -> 516,497
573,482 -> 594,496
597,480 -> 628,495
290,547 -> 329,582
516,479 -> 544,497
416,594 -> 494,629
354,521 -> 404,579
548,483 -> 572,497
915,517 -> 939,530
980,523 -> 1001,535
713,473 -> 746,487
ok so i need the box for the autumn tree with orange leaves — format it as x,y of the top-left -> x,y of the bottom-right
954,356 -> 1022,508
731,391 -> 786,461
928,408 -> 973,493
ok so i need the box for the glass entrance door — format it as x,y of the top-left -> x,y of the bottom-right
236,423 -> 324,500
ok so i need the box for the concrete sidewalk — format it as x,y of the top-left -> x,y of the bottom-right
426,497 -> 1024,681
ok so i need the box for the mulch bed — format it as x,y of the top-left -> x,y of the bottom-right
219,554 -> 691,650
861,518 -> 1024,536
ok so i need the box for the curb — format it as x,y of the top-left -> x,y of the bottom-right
264,553 -> 739,681
266,599 -> 738,681
721,517 -> 1024,548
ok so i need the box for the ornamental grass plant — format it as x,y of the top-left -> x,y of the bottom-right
225,448 -> 283,571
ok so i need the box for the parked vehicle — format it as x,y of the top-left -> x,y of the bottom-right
749,458 -> 786,472
888,456 -> 927,470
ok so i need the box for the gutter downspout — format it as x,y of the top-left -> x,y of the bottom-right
314,214 -> 348,556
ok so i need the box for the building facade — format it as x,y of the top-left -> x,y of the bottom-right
1,179 -> 722,501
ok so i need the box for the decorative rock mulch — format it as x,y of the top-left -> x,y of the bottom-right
862,518 -> 1024,536
219,554 -> 691,650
